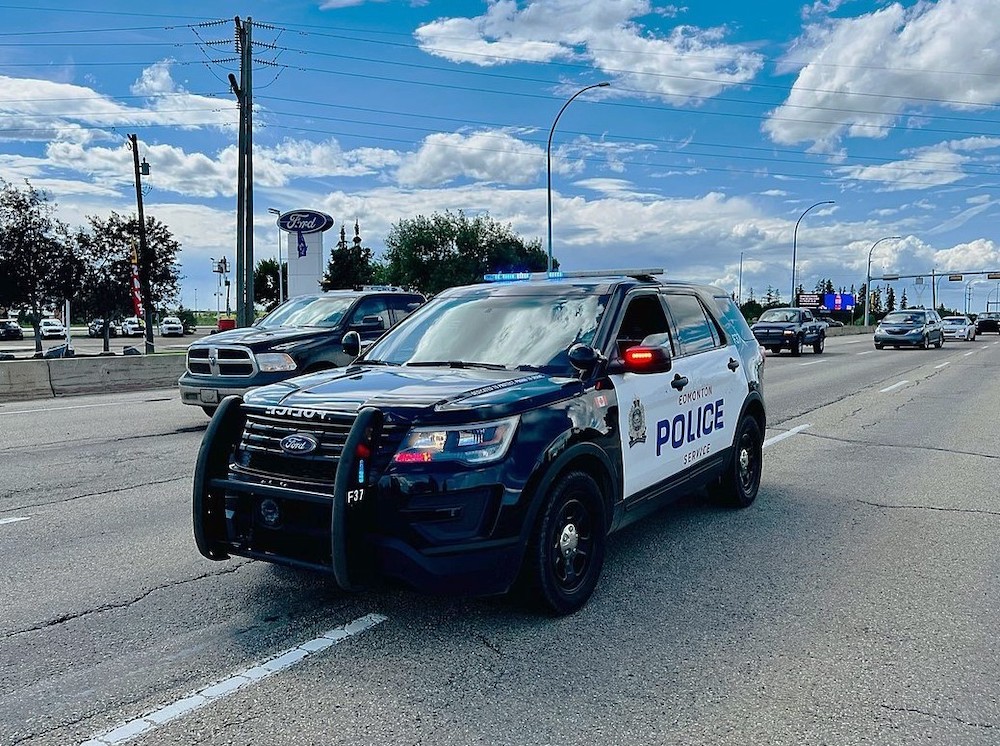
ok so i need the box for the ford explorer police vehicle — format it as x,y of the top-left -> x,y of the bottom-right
193,269 -> 765,615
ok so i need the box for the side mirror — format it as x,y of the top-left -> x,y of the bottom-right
568,344 -> 601,374
351,314 -> 385,331
342,330 -> 361,358
622,345 -> 672,374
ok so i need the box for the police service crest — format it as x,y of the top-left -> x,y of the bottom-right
628,397 -> 646,447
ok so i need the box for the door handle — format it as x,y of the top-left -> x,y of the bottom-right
670,374 -> 689,391
728,357 -> 740,372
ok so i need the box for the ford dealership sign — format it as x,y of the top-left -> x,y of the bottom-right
276,210 -> 334,234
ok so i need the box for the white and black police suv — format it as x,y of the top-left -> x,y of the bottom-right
193,269 -> 765,615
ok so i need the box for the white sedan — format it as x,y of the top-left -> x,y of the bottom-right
158,316 -> 185,337
941,315 -> 977,341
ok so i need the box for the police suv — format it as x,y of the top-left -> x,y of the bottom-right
193,270 -> 765,614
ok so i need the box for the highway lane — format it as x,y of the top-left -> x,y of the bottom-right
1,341 -> 998,745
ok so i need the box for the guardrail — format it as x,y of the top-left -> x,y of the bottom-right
0,354 -> 187,402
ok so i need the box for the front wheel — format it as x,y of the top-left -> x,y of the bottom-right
790,336 -> 803,357
875,342 -> 884,349
708,415 -> 763,509
813,334 -> 825,354
521,471 -> 606,616
919,335 -> 928,350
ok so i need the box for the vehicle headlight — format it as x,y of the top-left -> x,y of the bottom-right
256,352 -> 297,372
783,330 -> 794,336
393,416 -> 519,465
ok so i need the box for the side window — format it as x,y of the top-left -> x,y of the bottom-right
387,295 -> 423,324
613,293 -> 672,358
663,293 -> 721,355
348,297 -> 391,331
803,310 -> 813,322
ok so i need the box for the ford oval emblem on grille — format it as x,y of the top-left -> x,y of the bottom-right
280,433 -> 319,455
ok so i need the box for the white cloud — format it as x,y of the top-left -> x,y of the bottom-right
931,238 -> 1000,272
835,137 -> 1000,191
413,0 -> 763,103
396,130 -> 543,187
766,0 -> 1000,148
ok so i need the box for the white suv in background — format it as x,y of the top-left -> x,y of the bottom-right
39,318 -> 66,339
121,317 -> 145,337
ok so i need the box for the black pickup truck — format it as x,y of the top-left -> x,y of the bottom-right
750,307 -> 826,355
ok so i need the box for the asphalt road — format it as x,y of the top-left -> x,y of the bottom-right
1,334 -> 998,746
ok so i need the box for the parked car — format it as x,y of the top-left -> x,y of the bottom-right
975,311 -> 1000,335
750,307 -> 826,355
39,318 -> 66,339
192,269 -> 766,615
874,309 -> 944,349
0,319 -> 24,340
819,316 -> 845,327
183,319 -> 197,335
120,316 -> 145,337
179,288 -> 426,415
941,316 -> 977,341
158,316 -> 185,337
87,318 -> 119,338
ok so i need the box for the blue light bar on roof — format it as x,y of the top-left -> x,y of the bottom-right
483,268 -> 663,282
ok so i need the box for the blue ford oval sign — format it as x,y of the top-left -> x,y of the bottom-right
279,433 -> 319,455
276,210 -> 334,234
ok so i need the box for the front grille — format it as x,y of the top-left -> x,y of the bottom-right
232,409 -> 405,490
187,345 -> 256,377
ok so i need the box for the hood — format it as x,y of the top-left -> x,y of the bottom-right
189,325 -> 334,348
752,321 -> 796,330
243,365 -> 582,423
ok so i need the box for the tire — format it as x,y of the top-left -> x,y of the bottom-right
521,470 -> 606,616
813,334 -> 825,354
934,334 -> 943,349
708,415 -> 763,509
769,346 -> 782,354
918,335 -> 928,350
875,343 -> 883,350
790,335 -> 803,357
201,406 -> 218,417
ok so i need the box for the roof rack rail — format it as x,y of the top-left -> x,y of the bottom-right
483,268 -> 664,282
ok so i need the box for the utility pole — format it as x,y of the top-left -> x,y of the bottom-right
128,133 -> 155,354
229,16 -> 255,327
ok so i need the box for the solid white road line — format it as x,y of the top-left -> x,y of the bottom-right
81,613 -> 388,746
964,351 -> 976,357
0,516 -> 30,526
799,360 -> 827,366
842,339 -> 866,345
0,401 -> 130,417
856,350 -> 874,356
763,424 -> 811,449
880,381 -> 909,393
934,362 -> 951,369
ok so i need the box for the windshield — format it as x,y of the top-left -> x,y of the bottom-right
882,312 -> 924,325
758,309 -> 798,323
365,287 -> 609,373
256,295 -> 356,329
942,318 -> 966,325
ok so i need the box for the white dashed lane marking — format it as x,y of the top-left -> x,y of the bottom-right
934,362 -> 951,369
0,516 -> 30,526
81,613 -> 388,746
880,381 -> 909,393
799,360 -> 827,366
964,351 -> 976,357
856,350 -> 874,356
763,424 -> 811,449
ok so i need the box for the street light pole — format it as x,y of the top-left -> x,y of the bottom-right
268,207 -> 283,305
738,251 -> 744,305
128,133 -> 155,354
790,200 -> 834,306
864,235 -> 901,326
546,81 -> 610,273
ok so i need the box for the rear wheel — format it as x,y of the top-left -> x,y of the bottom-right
874,343 -> 883,350
934,334 -> 943,349
521,471 -> 606,616
708,415 -> 762,509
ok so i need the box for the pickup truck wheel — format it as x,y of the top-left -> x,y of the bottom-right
790,336 -> 803,356
813,334 -> 825,354
521,470 -> 606,616
708,415 -> 762,509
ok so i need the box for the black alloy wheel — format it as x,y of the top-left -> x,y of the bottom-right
790,336 -> 803,356
522,470 -> 606,616
709,415 -> 763,509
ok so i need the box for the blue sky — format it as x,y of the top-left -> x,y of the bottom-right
2,0 -> 1000,314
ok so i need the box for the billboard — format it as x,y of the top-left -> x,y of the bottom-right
822,292 -> 855,311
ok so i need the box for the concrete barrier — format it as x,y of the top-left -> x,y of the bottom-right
0,354 -> 186,402
0,359 -> 54,400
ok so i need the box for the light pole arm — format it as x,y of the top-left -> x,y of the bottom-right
864,235 -> 901,326
790,200 -> 834,306
547,81 -> 610,273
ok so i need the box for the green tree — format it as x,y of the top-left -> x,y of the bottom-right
900,289 -> 908,309
0,180 -> 82,353
382,210 -> 546,295
253,257 -> 285,311
74,211 -> 181,331
886,285 -> 896,313
322,221 -> 377,290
